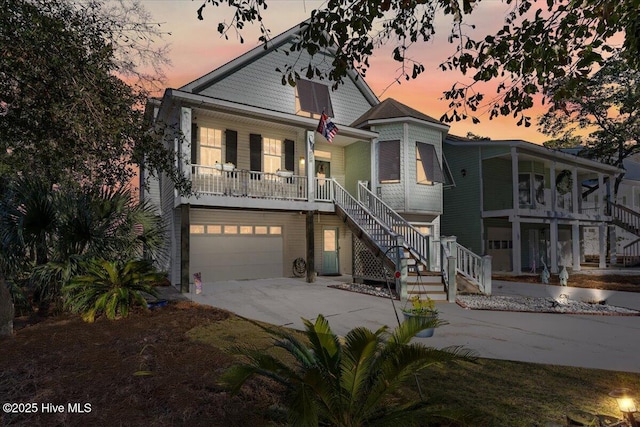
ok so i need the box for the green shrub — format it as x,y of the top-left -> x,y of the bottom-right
63,259 -> 163,322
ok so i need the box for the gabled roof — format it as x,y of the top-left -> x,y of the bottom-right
350,98 -> 447,129
178,21 -> 378,107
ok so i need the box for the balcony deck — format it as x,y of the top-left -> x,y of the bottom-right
187,164 -> 335,210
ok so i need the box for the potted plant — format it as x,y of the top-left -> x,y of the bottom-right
401,295 -> 439,337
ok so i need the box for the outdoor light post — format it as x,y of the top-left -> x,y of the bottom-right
610,389 -> 639,427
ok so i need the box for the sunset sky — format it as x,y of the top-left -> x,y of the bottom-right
142,0 -> 549,143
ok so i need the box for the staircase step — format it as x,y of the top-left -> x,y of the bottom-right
410,291 -> 448,301
406,275 -> 442,285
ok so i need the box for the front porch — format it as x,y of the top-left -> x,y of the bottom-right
188,165 -> 336,210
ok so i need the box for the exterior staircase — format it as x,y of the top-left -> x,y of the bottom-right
331,180 -> 491,301
608,201 -> 640,267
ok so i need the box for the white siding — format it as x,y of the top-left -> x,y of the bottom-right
196,44 -> 373,126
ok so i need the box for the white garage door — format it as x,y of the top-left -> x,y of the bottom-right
190,235 -> 283,282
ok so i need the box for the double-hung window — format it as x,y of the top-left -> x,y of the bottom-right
199,127 -> 223,173
263,137 -> 282,174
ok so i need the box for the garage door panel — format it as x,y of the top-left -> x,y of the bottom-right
190,235 -> 283,282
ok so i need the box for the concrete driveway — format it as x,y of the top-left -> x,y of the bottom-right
181,276 -> 640,373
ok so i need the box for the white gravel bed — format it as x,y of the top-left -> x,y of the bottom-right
457,295 -> 640,315
329,283 -> 398,299
330,283 -> 640,315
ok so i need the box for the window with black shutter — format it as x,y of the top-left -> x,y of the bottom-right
249,134 -> 262,178
225,129 -> 237,165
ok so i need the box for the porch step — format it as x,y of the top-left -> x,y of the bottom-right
406,274 -> 442,284
407,291 -> 448,301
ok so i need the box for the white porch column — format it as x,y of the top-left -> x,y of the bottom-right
598,172 -> 605,215
550,218 -> 559,273
370,133 -> 378,189
511,147 -> 519,211
550,162 -> 557,210
571,167 -> 579,214
571,222 -> 581,271
598,223 -> 607,268
306,130 -> 315,201
512,218 -> 522,274
180,107 -> 192,179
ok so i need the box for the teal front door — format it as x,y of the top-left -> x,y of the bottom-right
322,227 -> 340,275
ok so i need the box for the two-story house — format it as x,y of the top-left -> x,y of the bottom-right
442,135 -> 622,274
143,23 -> 455,299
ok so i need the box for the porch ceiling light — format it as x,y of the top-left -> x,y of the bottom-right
609,388 -> 638,427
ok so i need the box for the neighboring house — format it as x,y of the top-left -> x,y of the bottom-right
582,154 -> 640,266
142,23 -> 455,298
442,135 -> 622,274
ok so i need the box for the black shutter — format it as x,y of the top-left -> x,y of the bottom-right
250,133 -> 262,173
225,129 -> 237,165
191,123 -> 198,164
284,139 -> 294,172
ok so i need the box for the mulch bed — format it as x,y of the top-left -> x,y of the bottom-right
0,302 -> 282,427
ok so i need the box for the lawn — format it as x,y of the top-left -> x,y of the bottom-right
2,300 -> 639,426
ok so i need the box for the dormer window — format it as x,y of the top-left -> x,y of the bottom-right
295,79 -> 333,118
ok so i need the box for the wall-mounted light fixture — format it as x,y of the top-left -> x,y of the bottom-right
461,169 -> 467,177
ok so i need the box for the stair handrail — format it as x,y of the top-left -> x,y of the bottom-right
332,180 -> 402,268
357,182 -> 430,269
623,238 -> 640,267
607,200 -> 640,236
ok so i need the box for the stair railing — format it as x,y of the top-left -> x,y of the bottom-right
357,182 -> 430,270
332,180 -> 402,269
608,201 -> 640,237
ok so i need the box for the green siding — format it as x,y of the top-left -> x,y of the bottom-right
480,146 -> 510,159
483,157 -> 513,210
345,140 -> 371,196
441,144 -> 482,253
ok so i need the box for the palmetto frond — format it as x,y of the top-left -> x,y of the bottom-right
222,313 -> 476,426
62,258 -> 161,322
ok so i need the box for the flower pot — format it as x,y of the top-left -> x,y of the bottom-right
276,170 -> 293,178
402,312 -> 436,337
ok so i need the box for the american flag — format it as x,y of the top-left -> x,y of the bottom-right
316,111 -> 339,143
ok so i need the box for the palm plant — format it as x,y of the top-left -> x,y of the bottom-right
62,258 -> 163,322
222,314 -> 476,427
0,178 -> 166,312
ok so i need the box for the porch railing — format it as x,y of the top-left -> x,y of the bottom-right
357,182 -> 430,270
191,165 -> 307,201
